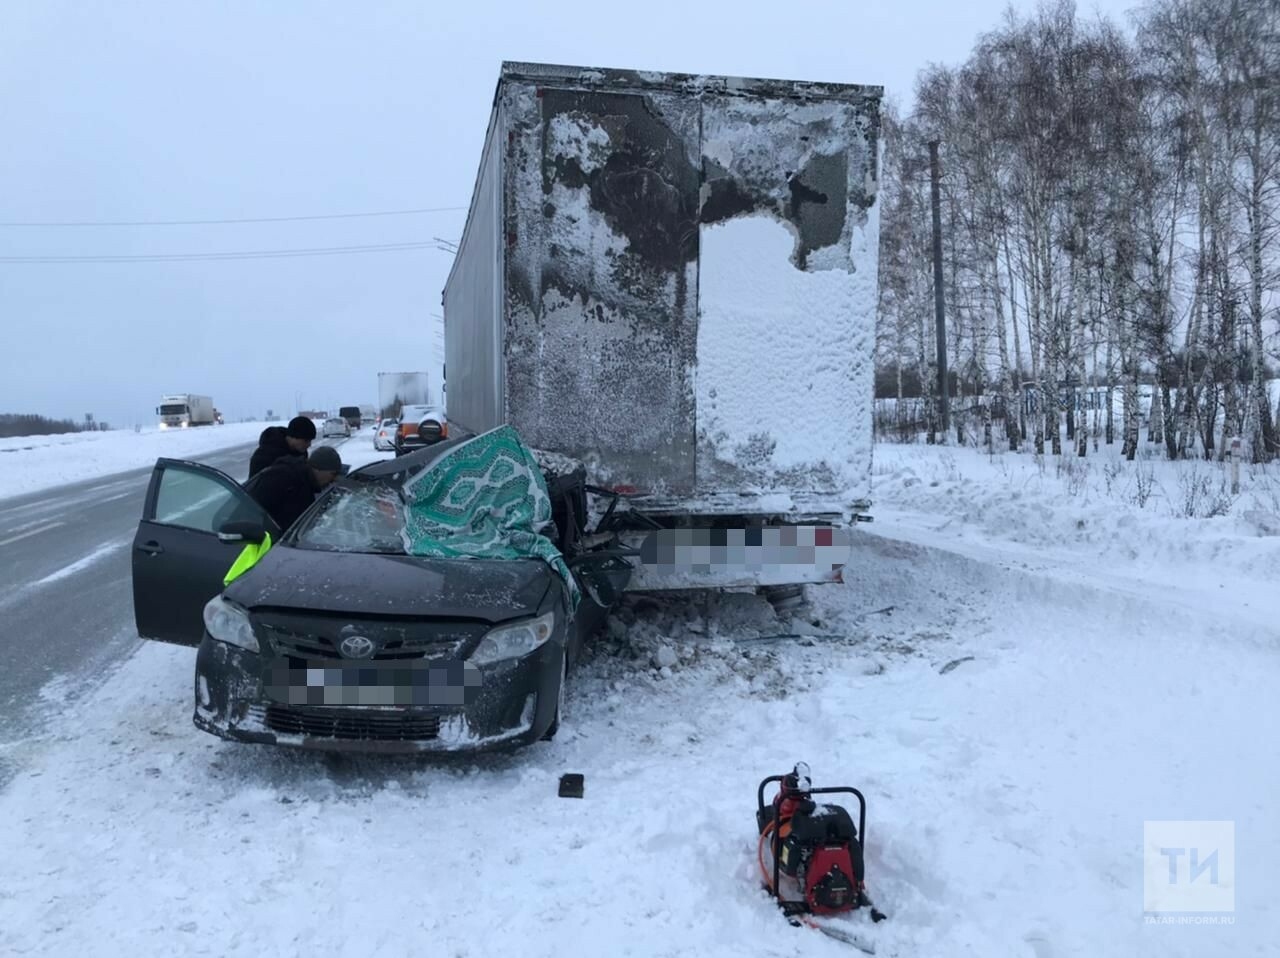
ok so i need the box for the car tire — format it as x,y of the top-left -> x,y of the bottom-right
418,419 -> 444,444
541,655 -> 568,741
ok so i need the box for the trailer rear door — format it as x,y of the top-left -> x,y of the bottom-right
694,95 -> 877,503
502,85 -> 702,496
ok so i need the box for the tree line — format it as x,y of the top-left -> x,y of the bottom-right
877,0 -> 1280,461
0,414 -> 111,439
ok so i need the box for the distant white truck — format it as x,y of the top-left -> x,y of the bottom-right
157,394 -> 216,429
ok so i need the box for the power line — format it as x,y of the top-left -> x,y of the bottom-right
0,205 -> 467,227
0,240 -> 451,264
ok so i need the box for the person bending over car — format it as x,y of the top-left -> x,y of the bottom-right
248,416 -> 317,478
244,445 -> 342,532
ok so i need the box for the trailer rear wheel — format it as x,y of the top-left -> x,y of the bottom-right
758,584 -> 807,614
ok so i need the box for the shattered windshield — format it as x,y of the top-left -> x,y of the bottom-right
291,481 -> 406,554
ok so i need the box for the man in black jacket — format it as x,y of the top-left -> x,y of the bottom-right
248,417 -> 316,478
245,445 -> 343,533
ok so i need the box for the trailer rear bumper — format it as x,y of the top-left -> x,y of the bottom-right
617,526 -> 855,591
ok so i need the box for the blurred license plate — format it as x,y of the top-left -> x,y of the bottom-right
639,525 -> 853,571
265,659 -> 482,707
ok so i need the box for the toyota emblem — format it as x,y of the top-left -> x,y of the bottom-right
338,635 -> 376,659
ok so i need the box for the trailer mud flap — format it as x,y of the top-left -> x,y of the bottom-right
623,526 -> 853,590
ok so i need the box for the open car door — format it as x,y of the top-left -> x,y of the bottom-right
131,458 -> 280,647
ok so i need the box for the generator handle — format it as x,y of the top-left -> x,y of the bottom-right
807,786 -> 867,851
756,774 -> 788,816
755,775 -> 795,902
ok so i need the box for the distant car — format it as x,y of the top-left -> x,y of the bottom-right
373,418 -> 398,451
338,406 -> 362,429
322,418 -> 351,439
394,405 -> 448,457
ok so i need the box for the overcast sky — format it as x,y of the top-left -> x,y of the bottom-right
0,0 -> 1139,428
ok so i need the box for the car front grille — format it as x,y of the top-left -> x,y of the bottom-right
255,705 -> 441,741
254,616 -> 485,662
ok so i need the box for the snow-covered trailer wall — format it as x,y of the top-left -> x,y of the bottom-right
445,62 -> 882,521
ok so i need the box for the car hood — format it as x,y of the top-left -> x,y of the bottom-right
223,545 -> 555,623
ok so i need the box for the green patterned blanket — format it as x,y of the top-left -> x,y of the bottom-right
400,425 -> 579,611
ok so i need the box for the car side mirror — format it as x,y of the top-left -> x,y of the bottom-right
218,519 -> 268,544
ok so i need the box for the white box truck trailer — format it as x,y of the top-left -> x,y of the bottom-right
157,394 -> 215,429
443,62 -> 882,591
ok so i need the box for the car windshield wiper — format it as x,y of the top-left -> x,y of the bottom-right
295,542 -> 406,555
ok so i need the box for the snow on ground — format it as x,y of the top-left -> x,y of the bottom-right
335,433 -> 394,472
0,439 -> 1275,957
869,438 -> 1280,627
0,423 -> 286,502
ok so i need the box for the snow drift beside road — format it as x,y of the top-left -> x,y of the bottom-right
0,423 -> 285,502
869,441 -> 1280,617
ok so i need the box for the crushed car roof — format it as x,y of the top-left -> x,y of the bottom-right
351,437 -> 471,480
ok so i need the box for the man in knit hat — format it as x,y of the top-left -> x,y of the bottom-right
248,416 -> 316,478
244,444 -> 343,533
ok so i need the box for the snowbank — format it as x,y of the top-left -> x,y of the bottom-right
869,440 -> 1280,606
0,423 -> 287,502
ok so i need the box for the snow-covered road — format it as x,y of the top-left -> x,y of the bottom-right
1,456 -> 1273,957
0,422 -> 282,503
0,429 -> 384,788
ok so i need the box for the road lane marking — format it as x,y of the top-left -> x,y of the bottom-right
3,516 -> 69,534
0,522 -> 66,547
0,498 -> 68,520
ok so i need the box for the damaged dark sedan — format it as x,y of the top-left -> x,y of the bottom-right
130,430 -> 631,753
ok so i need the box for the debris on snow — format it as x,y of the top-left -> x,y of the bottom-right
939,656 -> 976,675
652,645 -> 679,670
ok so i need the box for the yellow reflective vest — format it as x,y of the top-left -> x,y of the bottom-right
223,532 -> 273,586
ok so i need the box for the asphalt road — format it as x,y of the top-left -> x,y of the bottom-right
0,435 -> 355,788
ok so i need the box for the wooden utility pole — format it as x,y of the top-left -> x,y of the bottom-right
929,140 -> 950,433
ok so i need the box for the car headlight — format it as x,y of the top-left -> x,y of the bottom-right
468,612 -> 555,667
202,596 -> 259,653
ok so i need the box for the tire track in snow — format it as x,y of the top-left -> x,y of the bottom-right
0,538 -> 131,615
30,538 -> 130,587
